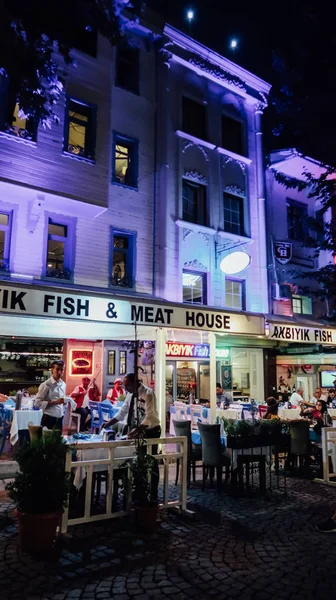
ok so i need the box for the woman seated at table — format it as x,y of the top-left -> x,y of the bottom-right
263,397 -> 279,419
301,399 -> 332,432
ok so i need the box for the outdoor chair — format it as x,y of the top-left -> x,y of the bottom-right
0,405 -> 11,456
258,405 -> 268,419
173,419 -> 202,487
89,401 -> 102,433
289,420 -> 311,471
198,423 -> 230,492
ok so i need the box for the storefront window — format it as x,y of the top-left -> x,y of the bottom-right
120,351 -> 127,375
108,350 -> 115,375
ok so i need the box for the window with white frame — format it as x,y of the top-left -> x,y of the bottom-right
182,270 -> 207,305
225,278 -> 245,310
292,295 -> 312,315
182,179 -> 207,225
221,114 -> 244,156
46,218 -> 74,280
223,192 -> 244,235
0,211 -> 12,272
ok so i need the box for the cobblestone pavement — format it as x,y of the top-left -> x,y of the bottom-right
1,470 -> 336,600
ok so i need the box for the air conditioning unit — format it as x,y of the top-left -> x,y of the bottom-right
272,283 -> 292,300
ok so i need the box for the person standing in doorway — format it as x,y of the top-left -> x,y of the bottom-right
34,360 -> 66,430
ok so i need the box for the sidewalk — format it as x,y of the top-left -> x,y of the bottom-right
1,472 -> 336,600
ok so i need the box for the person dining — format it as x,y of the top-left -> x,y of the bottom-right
302,387 -> 326,409
300,399 -> 332,433
289,387 -> 304,408
263,397 -> 279,419
106,379 -> 124,403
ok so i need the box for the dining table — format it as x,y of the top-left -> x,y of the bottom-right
10,409 -> 43,445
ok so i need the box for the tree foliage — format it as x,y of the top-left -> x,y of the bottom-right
0,0 -> 143,127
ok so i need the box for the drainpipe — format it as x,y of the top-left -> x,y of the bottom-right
152,46 -> 159,298
254,106 -> 268,314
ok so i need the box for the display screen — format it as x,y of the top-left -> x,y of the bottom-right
320,371 -> 336,388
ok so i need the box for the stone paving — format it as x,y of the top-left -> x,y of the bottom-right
1,469 -> 336,600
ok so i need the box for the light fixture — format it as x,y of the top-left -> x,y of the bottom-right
220,251 -> 251,274
187,9 -> 194,22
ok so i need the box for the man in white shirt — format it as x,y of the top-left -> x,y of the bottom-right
302,387 -> 326,409
102,372 -> 160,439
289,387 -> 304,408
34,360 -> 66,430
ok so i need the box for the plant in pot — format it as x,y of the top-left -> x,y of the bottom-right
121,434 -> 159,532
6,429 -> 73,553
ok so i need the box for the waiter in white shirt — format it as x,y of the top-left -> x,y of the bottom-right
289,387 -> 304,408
102,372 -> 161,441
34,360 -> 66,430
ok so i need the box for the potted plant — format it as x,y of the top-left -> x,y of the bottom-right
121,436 -> 159,532
6,429 -> 73,553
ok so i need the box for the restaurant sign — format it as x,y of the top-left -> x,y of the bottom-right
268,323 -> 336,345
166,342 -> 210,358
0,285 -> 264,335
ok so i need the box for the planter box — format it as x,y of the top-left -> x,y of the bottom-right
227,433 -> 289,450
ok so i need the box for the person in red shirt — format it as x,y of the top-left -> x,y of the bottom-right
106,379 -> 124,403
71,377 -> 92,431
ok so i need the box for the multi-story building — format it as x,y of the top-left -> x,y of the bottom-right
265,149 -> 336,400
7,16 -> 335,422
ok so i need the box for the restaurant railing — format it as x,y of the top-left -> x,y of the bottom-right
314,426 -> 336,487
61,436 -> 188,534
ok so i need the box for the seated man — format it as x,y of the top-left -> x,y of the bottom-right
70,377 -> 92,431
106,379 -> 124,403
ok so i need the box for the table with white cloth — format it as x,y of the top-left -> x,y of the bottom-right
66,435 -> 135,489
10,409 -> 43,445
278,408 -> 301,420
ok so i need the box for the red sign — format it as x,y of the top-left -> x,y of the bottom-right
165,342 -> 210,358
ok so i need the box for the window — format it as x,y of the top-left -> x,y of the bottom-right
120,351 -> 127,375
223,192 -> 244,235
182,97 -> 207,140
115,44 -> 139,94
112,134 -> 138,188
225,279 -> 245,310
292,295 -> 312,315
221,115 -> 244,156
1,98 -> 36,142
108,351 -> 116,375
0,211 -> 12,272
64,98 -> 96,160
111,230 -> 136,288
287,199 -> 308,241
182,180 -> 207,225
183,270 -> 207,305
46,217 -> 74,279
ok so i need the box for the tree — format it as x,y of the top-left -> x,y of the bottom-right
0,0 -> 143,127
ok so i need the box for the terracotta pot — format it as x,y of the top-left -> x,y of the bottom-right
17,511 -> 62,553
134,505 -> 159,532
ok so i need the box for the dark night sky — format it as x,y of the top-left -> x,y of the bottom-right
147,1 -> 336,164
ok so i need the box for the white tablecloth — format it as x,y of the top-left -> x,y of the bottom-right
226,445 -> 272,470
10,410 -> 43,445
70,437 -> 135,489
278,408 -> 301,420
328,409 -> 336,418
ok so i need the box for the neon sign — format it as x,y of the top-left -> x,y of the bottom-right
215,348 -> 230,359
166,342 -> 210,358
